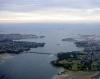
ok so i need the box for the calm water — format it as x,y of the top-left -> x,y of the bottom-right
0,23 -> 100,79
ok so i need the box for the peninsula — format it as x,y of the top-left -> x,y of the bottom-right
0,34 -> 45,54
52,35 -> 100,79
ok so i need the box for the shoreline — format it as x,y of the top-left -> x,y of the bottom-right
52,69 -> 100,79
0,53 -> 100,79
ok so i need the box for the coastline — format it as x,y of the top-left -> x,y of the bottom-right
53,69 -> 99,79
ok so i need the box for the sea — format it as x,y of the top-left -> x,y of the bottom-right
0,23 -> 100,79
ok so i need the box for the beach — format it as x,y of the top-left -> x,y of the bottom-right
53,69 -> 99,79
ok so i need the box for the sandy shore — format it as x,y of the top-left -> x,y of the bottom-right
53,69 -> 99,79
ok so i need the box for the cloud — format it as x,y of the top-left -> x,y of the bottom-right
0,8 -> 100,23
0,0 -> 100,12
0,0 -> 100,23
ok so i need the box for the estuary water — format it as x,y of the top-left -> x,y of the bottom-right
0,23 -> 100,79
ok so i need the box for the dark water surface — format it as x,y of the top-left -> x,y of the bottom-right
0,23 -> 100,79
0,53 -> 57,79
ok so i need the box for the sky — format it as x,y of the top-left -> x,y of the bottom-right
0,0 -> 100,23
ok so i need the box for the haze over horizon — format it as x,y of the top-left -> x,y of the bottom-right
0,0 -> 100,23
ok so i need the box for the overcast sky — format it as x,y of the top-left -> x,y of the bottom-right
0,0 -> 100,23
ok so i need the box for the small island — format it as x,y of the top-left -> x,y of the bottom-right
62,38 -> 77,42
